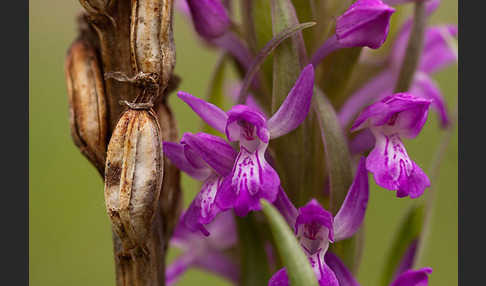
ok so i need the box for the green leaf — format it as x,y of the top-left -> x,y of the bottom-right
314,88 -> 353,215
314,87 -> 362,272
203,53 -> 228,135
261,199 -> 319,286
236,214 -> 271,286
380,204 -> 425,286
270,0 -> 307,110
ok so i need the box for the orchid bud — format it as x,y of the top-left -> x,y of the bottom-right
336,0 -> 395,49
311,0 -> 395,66
186,0 -> 230,39
65,38 -> 108,175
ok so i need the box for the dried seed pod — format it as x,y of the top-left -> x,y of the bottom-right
104,109 -> 164,250
130,0 -> 176,90
65,39 -> 108,175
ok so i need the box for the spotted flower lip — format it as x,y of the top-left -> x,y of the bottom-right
270,158 -> 369,286
177,64 -> 315,216
185,0 -> 230,39
311,0 -> 395,66
351,93 -> 432,198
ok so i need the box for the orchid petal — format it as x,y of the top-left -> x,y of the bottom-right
411,72 -> 450,128
351,93 -> 431,139
393,240 -> 419,280
223,145 -> 280,216
178,91 -> 228,133
338,71 -> 395,128
349,129 -> 375,155
296,199 -> 334,246
163,141 -> 211,180
333,157 -> 369,241
186,0 -> 230,39
273,187 -> 299,227
225,105 -> 269,144
325,252 -> 360,286
166,253 -> 195,286
367,132 -> 430,198
182,132 -> 237,176
183,175 -> 224,236
390,268 -> 432,286
309,251 -> 339,286
335,0 -> 395,49
267,64 -> 315,138
269,268 -> 290,286
194,252 -> 240,284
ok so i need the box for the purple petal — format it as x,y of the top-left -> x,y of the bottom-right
393,240 -> 419,280
410,72 -> 450,128
166,253 -> 195,286
338,71 -> 396,128
390,268 -> 432,286
269,268 -> 289,286
183,175 -> 225,236
226,105 -> 269,145
366,132 -> 430,198
333,157 -> 369,241
296,199 -> 334,244
351,93 -> 431,139
163,141 -> 211,180
194,251 -> 240,283
267,64 -> 315,138
310,35 -> 341,66
309,251 -> 339,286
325,252 -> 360,286
223,145 -> 280,216
419,25 -> 458,74
273,187 -> 299,227
186,0 -> 230,39
178,91 -> 228,133
391,24 -> 457,74
335,0 -> 395,49
205,210 -> 238,249
349,129 -> 375,155
182,132 -> 237,176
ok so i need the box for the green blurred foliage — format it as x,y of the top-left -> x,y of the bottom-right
29,1 -> 457,285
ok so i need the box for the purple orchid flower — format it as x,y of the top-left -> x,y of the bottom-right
311,0 -> 395,66
324,251 -> 433,286
339,0 -> 457,129
163,132 -> 237,235
177,64 -> 315,216
166,211 -> 239,285
351,93 -> 432,198
270,158 -> 369,286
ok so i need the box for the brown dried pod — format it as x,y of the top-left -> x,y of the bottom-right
130,0 -> 176,90
104,109 -> 163,250
65,38 -> 108,175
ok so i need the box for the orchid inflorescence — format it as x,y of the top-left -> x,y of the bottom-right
164,0 -> 456,285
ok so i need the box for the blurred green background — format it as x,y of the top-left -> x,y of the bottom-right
30,1 -> 457,285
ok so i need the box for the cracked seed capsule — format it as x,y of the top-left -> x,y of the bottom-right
104,109 -> 164,249
65,38 -> 108,175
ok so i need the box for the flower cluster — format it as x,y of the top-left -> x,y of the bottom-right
164,0 -> 457,285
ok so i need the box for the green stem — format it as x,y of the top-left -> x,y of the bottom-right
394,1 -> 427,93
